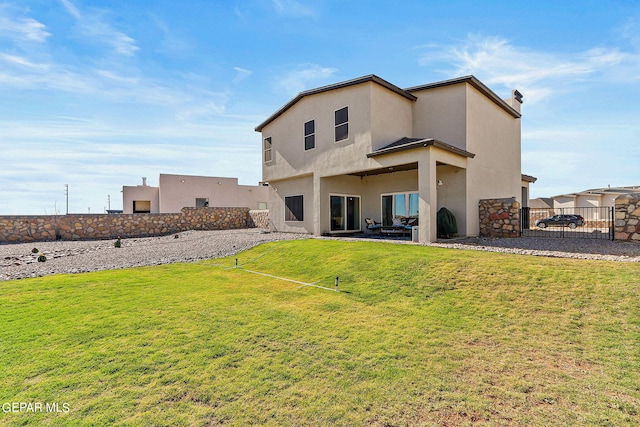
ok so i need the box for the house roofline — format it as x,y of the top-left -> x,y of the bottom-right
255,75 -> 416,132
521,174 -> 537,183
367,137 -> 475,159
405,75 -> 522,119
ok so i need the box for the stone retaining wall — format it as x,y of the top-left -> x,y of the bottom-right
248,210 -> 269,228
614,193 -> 640,242
0,207 -> 267,244
479,197 -> 521,238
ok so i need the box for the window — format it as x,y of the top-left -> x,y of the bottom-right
133,200 -> 151,213
195,198 -> 209,208
334,106 -> 348,142
285,195 -> 304,221
304,120 -> 315,150
263,137 -> 273,163
381,192 -> 419,226
330,195 -> 361,232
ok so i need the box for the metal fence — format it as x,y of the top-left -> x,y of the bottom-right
521,207 -> 614,240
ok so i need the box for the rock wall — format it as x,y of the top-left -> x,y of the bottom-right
0,207 -> 265,244
479,197 -> 521,238
614,193 -> 640,242
248,209 -> 269,228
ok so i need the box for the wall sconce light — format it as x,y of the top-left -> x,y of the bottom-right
217,182 -> 222,185
437,179 -> 443,186
180,180 -> 185,183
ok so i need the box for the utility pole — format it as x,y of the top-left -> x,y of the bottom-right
64,184 -> 69,214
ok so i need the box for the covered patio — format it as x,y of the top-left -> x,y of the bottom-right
316,138 -> 474,243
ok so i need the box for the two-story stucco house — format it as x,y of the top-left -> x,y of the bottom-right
255,74 -> 533,243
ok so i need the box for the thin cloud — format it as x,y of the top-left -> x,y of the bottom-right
150,14 -> 193,57
59,0 -> 139,57
0,53 -> 50,70
233,67 -> 252,83
0,5 -> 50,42
272,0 -> 315,18
59,0 -> 81,18
419,34 -> 635,103
274,64 -> 337,96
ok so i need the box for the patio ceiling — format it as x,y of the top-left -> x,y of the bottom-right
348,162 -> 418,177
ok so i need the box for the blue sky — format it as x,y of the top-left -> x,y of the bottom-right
1,0 -> 638,214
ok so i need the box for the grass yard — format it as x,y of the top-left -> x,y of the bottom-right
1,239 -> 639,426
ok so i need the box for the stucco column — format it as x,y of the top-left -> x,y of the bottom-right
313,173 -> 322,236
418,152 -> 438,243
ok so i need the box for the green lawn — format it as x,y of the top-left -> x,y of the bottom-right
1,239 -> 639,426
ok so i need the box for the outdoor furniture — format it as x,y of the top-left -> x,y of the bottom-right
381,217 -> 417,238
365,218 -> 382,234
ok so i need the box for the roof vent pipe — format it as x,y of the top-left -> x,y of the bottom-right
142,177 -> 147,186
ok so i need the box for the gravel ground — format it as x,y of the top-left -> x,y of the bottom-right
429,236 -> 640,262
2,230 -> 639,281
0,229 -> 308,281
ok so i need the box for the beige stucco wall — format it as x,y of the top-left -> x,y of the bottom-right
521,180 -> 531,207
123,174 -> 268,214
122,185 -> 159,214
436,164 -> 467,236
268,175 -> 314,233
463,84 -> 522,235
262,81 -> 414,183
158,174 -> 268,213
410,84 -> 467,149
370,84 -> 413,151
576,195 -> 600,209
553,196 -> 577,210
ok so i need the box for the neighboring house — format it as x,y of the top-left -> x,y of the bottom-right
529,186 -> 640,224
255,74 -> 535,242
122,174 -> 269,214
529,197 -> 553,210
551,186 -> 640,210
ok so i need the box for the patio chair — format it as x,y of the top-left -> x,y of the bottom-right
364,218 -> 382,233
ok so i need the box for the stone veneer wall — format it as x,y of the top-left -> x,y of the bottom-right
614,193 -> 640,242
0,207 -> 267,244
247,210 -> 269,229
479,197 -> 521,238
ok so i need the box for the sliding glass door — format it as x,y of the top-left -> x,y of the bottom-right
381,192 -> 419,226
330,194 -> 361,232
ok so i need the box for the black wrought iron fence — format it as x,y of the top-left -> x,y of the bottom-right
521,207 -> 614,240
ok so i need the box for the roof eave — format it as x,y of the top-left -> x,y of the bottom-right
367,138 -> 475,159
255,75 -> 416,132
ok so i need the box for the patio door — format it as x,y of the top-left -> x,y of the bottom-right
330,195 -> 361,232
381,192 -> 419,226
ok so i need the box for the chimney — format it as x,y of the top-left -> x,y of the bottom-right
508,90 -> 523,113
142,177 -> 147,186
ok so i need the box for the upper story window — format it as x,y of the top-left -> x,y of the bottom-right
304,120 -> 315,150
334,106 -> 348,142
263,136 -> 272,163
